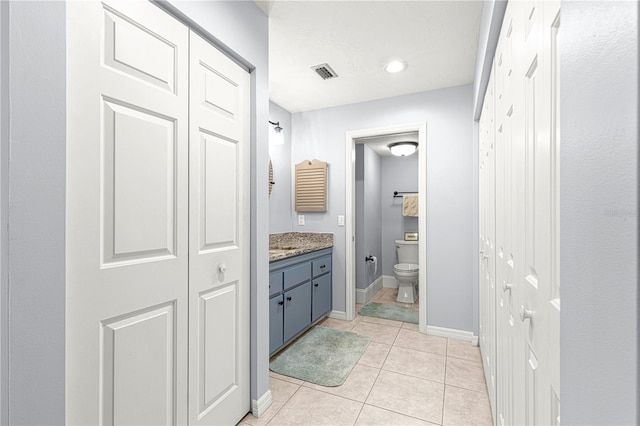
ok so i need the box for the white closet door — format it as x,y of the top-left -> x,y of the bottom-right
188,31 -> 251,426
66,1 -> 189,424
519,0 -> 561,424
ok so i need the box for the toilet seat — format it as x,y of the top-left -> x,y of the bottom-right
393,263 -> 419,273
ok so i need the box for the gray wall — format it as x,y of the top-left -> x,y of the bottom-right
355,145 -> 382,290
355,145 -> 366,289
269,102 -> 293,233
380,154 -> 419,277
0,1 -> 8,423
291,84 -> 475,332
4,1 -> 270,423
7,3 -> 67,423
560,1 -> 638,424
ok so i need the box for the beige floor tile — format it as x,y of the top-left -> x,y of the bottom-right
355,404 -> 436,425
442,385 -> 493,426
445,357 -> 488,393
268,386 -> 363,425
401,322 -> 419,331
366,370 -> 444,424
269,371 -> 304,386
358,315 -> 403,328
371,288 -> 401,305
446,339 -> 482,363
319,316 -> 360,332
358,342 -> 392,369
394,329 -> 447,356
382,346 -> 445,383
351,321 -> 400,345
304,364 -> 380,402
241,377 -> 300,426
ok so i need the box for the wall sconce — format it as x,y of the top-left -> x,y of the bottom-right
269,120 -> 284,145
388,142 -> 418,156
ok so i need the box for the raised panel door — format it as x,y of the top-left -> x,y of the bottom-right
66,1 -> 189,423
188,31 -> 250,426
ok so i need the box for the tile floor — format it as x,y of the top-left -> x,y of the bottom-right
240,288 -> 492,426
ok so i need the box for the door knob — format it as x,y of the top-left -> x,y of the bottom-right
218,263 -> 227,273
502,282 -> 514,293
519,305 -> 534,322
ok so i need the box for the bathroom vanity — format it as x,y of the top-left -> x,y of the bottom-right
269,233 -> 333,355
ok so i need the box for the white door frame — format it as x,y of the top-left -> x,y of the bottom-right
345,122 -> 427,333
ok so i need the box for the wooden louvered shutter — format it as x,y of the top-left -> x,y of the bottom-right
295,159 -> 328,212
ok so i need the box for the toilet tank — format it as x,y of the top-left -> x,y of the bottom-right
395,240 -> 419,264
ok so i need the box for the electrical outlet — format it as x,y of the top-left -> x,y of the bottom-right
338,215 -> 345,227
298,215 -> 305,226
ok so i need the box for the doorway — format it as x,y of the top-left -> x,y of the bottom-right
345,123 -> 427,333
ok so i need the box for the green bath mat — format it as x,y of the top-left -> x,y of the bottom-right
358,302 -> 419,324
269,326 -> 370,387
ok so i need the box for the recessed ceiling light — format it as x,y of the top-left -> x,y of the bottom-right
385,60 -> 407,73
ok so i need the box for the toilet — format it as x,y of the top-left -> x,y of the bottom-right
393,240 -> 419,303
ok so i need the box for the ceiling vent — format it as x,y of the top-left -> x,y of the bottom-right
311,63 -> 338,80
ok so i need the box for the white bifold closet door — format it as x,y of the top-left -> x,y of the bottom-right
66,1 -> 250,424
479,1 -> 560,425
188,31 -> 250,426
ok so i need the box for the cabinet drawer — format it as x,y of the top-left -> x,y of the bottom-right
312,255 -> 332,277
312,273 -> 332,322
283,262 -> 311,290
269,271 -> 283,297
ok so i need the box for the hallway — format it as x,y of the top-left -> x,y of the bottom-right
241,305 -> 492,425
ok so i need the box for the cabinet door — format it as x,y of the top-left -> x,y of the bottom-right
269,296 -> 284,354
312,273 -> 332,322
283,282 -> 311,343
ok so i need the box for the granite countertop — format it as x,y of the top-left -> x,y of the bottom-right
269,232 -> 334,262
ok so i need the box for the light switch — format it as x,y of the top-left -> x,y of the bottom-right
338,215 -> 345,227
298,215 -> 305,226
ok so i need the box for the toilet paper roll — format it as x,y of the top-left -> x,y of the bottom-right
371,256 -> 378,275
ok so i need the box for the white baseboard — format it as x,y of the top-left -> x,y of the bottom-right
355,276 -> 383,304
329,310 -> 347,320
251,389 -> 273,417
426,325 -> 478,343
382,275 -> 397,288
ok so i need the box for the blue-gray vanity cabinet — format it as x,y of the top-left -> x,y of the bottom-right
269,247 -> 332,355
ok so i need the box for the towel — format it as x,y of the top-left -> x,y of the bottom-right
402,194 -> 418,217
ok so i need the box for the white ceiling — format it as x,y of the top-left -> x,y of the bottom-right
258,1 -> 483,113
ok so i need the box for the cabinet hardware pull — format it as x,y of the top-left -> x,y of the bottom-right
286,296 -> 292,301
278,300 -> 284,306
320,265 -> 326,269
314,283 -> 319,287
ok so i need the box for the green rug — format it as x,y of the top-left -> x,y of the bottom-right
269,326 -> 370,387
358,302 -> 419,324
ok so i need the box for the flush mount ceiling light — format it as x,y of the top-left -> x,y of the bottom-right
269,120 -> 284,145
384,60 -> 407,73
388,142 -> 418,156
